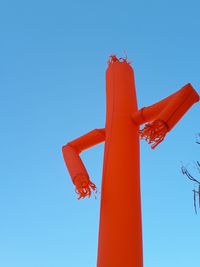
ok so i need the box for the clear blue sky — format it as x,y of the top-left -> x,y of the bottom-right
0,0 -> 200,266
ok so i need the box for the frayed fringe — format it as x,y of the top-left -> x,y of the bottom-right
73,174 -> 97,199
140,119 -> 169,149
108,54 -> 130,65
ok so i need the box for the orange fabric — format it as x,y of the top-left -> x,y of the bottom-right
62,55 -> 199,267
62,128 -> 105,198
132,83 -> 199,148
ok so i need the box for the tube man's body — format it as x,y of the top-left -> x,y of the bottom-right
62,56 -> 199,267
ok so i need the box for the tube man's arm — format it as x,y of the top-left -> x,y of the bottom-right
62,128 -> 105,199
132,83 -> 199,149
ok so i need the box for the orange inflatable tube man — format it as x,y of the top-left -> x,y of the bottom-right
62,56 -> 199,267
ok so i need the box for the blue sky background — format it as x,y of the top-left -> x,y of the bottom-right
0,0 -> 200,266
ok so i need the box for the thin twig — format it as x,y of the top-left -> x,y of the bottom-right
181,164 -> 200,214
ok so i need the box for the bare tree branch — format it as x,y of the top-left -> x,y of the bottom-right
181,162 -> 200,215
181,165 -> 200,185
195,133 -> 200,144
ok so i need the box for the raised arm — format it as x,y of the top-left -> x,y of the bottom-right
62,128 -> 105,199
132,83 -> 199,149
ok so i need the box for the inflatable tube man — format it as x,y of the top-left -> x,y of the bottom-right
62,55 -> 199,267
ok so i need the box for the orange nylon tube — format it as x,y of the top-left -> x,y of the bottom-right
97,57 -> 142,267
62,55 -> 199,267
